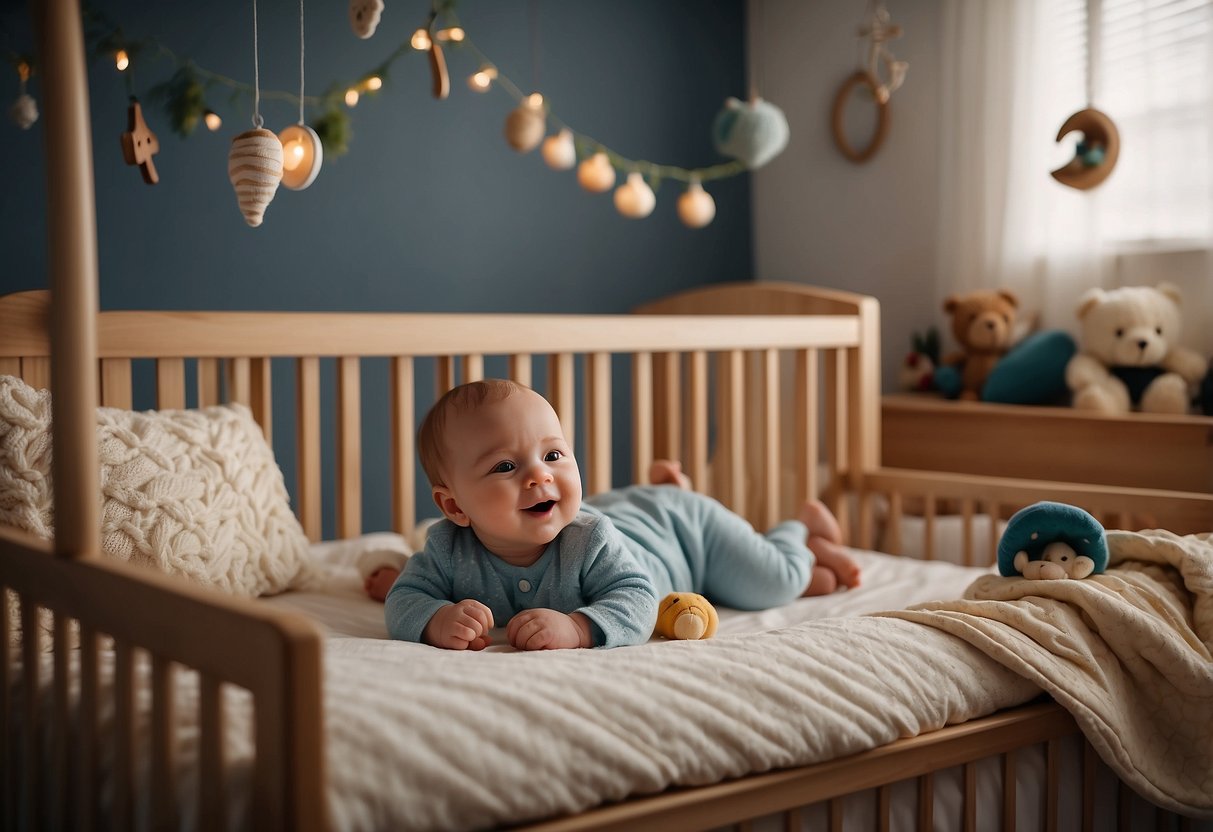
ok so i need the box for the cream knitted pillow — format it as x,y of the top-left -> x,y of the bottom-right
0,374 -> 313,597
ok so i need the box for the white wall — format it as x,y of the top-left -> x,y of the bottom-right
750,0 -> 944,392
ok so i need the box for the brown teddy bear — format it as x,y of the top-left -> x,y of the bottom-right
941,289 -> 1019,400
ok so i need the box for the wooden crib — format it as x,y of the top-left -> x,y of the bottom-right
4,3 -> 1211,830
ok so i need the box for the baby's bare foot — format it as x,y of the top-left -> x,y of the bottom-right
802,565 -> 838,596
811,536 -> 862,589
649,459 -> 692,490
799,499 -> 843,545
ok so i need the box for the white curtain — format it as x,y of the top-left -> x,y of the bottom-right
937,0 -> 1213,334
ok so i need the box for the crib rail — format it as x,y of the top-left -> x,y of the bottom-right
0,528 -> 325,832
0,288 -> 870,539
856,467 -> 1213,564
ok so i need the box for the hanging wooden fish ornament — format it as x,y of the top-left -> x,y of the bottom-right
228,128 -> 283,227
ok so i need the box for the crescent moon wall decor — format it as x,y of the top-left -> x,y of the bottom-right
831,71 -> 890,164
1050,108 -> 1120,191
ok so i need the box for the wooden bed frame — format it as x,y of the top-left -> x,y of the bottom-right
3,3 -> 1210,830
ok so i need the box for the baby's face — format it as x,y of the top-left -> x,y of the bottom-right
435,389 -> 582,561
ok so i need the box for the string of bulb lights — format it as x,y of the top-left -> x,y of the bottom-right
8,2 -> 789,229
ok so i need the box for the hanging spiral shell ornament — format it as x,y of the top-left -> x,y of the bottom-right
9,61 -> 38,130
229,128 -> 284,226
229,0 -> 283,227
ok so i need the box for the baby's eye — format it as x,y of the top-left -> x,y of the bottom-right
544,450 -> 563,463
491,461 -> 516,474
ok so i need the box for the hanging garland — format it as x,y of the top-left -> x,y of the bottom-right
6,1 -> 791,228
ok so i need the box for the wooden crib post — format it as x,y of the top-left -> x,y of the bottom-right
34,0 -> 100,559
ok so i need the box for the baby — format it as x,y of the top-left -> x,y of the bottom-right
379,379 -> 860,651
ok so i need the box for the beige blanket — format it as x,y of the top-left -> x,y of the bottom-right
880,530 -> 1213,819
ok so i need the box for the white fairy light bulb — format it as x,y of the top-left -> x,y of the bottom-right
204,110 -> 222,131
365,75 -> 383,91
542,128 -> 576,170
115,50 -> 130,71
344,88 -> 360,107
677,178 -> 716,228
614,171 -> 656,219
411,28 -> 432,50
577,151 -> 616,193
437,27 -> 465,42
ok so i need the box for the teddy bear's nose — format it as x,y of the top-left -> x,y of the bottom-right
1136,339 -> 1148,350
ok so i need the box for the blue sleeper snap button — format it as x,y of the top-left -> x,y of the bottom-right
518,579 -> 532,593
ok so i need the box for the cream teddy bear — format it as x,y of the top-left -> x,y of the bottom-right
1065,283 -> 1208,414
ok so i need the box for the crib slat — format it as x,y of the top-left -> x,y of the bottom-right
877,784 -> 891,831
199,676 -> 227,832
549,353 -> 576,448
987,501 -> 1000,562
250,357 -> 273,442
795,348 -> 819,503
586,352 -> 612,495
100,358 -> 132,408
961,499 -> 974,566
1082,740 -> 1096,832
462,354 -> 484,383
435,356 -> 455,395
0,587 -> 8,832
686,350 -> 708,493
112,643 -> 135,831
0,357 -> 18,377
20,598 -> 41,830
963,761 -> 976,831
923,496 -> 937,560
390,357 -> 416,534
52,614 -> 70,832
79,627 -> 99,832
722,349 -> 745,514
918,772 -> 934,831
828,797 -> 843,832
782,807 -> 801,832
632,352 -> 654,485
885,492 -> 903,555
509,354 -> 532,388
761,349 -> 780,530
197,358 -> 220,407
228,357 -> 252,405
156,358 -> 186,409
296,357 -> 322,541
336,356 -> 362,539
858,492 -> 875,551
21,356 -> 50,390
151,655 -> 177,832
653,352 -> 681,461
1003,749 -> 1017,832
1046,739 -> 1059,831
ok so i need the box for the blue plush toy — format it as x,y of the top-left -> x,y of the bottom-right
997,501 -> 1108,580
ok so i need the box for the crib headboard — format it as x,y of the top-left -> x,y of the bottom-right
0,283 -> 875,542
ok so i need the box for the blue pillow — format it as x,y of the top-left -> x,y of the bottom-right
982,330 -> 1076,405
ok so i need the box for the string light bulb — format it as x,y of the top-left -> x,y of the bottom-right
411,28 -> 432,50
577,152 -> 616,193
468,65 -> 497,93
436,27 -> 465,42
542,128 -> 576,170
504,97 -> 546,153
344,88 -> 360,107
365,75 -> 383,91
614,171 -> 656,219
676,178 -> 716,228
204,110 -> 222,131
277,123 -> 324,190
115,49 -> 130,71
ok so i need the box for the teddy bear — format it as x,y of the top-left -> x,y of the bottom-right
940,289 -> 1019,400
1065,283 -> 1208,414
653,592 -> 718,640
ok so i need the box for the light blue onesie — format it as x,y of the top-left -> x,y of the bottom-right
384,485 -> 815,648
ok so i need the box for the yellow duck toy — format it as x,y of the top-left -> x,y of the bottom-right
654,592 -> 718,640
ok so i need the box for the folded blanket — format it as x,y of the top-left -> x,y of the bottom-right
880,530 -> 1213,818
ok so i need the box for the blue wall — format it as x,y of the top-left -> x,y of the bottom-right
0,0 -> 753,534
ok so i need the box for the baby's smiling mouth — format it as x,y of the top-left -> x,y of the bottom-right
524,500 -> 556,513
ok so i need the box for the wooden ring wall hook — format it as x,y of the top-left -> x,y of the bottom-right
831,70 -> 890,164
1050,107 -> 1120,190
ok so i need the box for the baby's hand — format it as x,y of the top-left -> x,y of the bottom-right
423,600 -> 495,650
364,566 -> 401,602
506,609 -> 591,650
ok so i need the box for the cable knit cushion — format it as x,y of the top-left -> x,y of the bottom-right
0,374 -> 313,597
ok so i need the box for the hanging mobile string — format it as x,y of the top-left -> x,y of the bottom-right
297,0 -> 306,125
251,0 -> 263,128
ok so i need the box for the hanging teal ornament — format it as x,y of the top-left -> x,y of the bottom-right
711,97 -> 789,170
